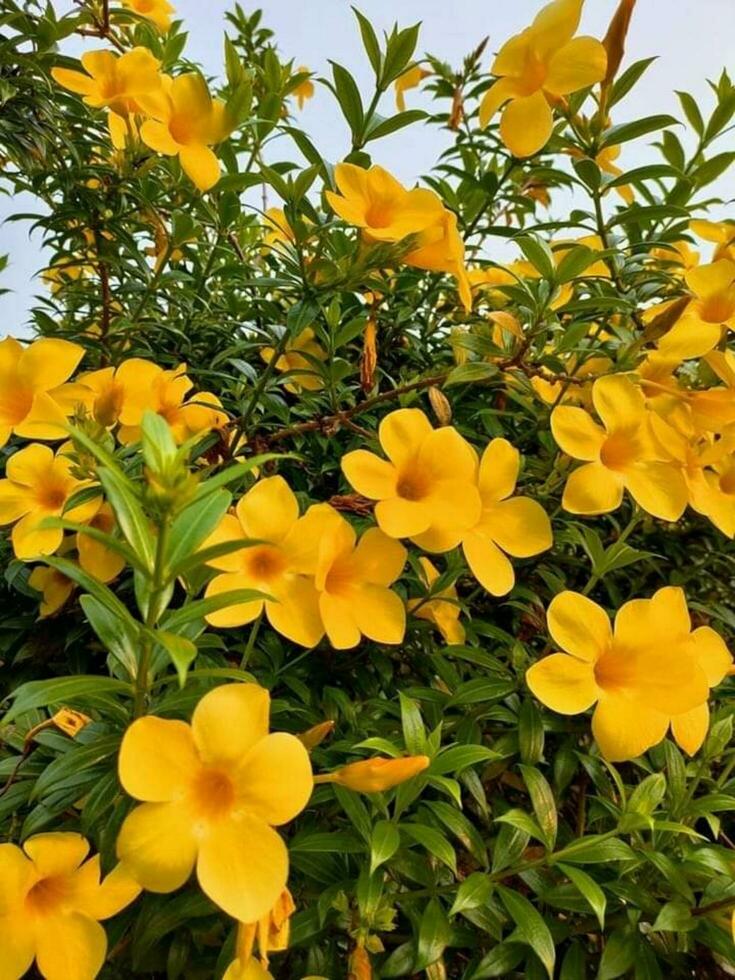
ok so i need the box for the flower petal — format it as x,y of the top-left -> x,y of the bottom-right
478,438 -> 519,503
562,461 -> 624,514
12,512 -> 64,560
23,832 -> 89,876
462,531 -> 515,596
35,911 -> 107,980
196,815 -> 288,923
192,683 -> 270,767
623,461 -> 688,521
18,338 -> 84,392
265,576 -> 323,647
591,374 -> 645,433
236,476 -> 299,544
118,716 -> 199,802
479,77 -> 522,128
592,695 -> 668,762
352,527 -> 406,586
341,450 -> 398,500
235,732 -> 312,825
671,703 -> 710,757
547,591 -> 611,662
499,91 -> 553,158
179,143 -> 221,192
526,653 -> 598,714
691,626 -> 732,685
544,36 -> 607,95
204,572 -> 265,628
0,911 -> 35,978
480,497 -> 552,558
551,406 -> 606,460
320,593 -> 361,649
375,497 -> 431,538
352,583 -> 406,644
379,408 -> 433,467
73,857 -> 142,920
140,119 -> 180,155
0,843 -> 34,914
116,802 -> 197,893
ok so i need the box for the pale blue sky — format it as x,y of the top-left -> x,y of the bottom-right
2,0 -> 734,332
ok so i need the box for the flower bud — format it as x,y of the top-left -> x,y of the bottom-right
348,945 -> 372,980
602,0 -> 637,90
360,318 -> 378,393
298,720 -> 335,750
317,755 -> 430,793
428,386 -> 452,426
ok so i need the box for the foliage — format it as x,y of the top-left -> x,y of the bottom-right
1,0 -> 734,977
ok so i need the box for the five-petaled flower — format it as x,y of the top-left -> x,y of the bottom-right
116,683 -> 313,923
551,374 -> 688,519
526,587 -> 729,761
0,832 -> 139,980
479,0 -> 607,157
341,408 -> 481,546
52,47 -> 161,116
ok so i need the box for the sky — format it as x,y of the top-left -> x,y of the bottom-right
2,0 -> 734,332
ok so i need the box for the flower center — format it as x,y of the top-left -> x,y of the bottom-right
37,482 -> 68,511
25,875 -> 69,915
169,115 -> 196,145
325,558 -> 355,596
396,471 -> 429,501
365,202 -> 395,229
246,545 -> 286,582
593,648 -> 637,692
191,768 -> 236,820
600,432 -> 637,470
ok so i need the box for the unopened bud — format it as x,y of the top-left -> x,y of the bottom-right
360,319 -> 378,393
298,720 -> 335,750
602,0 -> 636,91
348,945 -> 372,980
315,755 -> 430,793
428,386 -> 452,425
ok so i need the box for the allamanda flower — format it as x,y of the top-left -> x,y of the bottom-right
341,407 -> 481,546
657,259 -> 735,361
479,0 -> 607,157
0,336 -> 85,447
260,327 -> 327,393
51,47 -> 161,116
394,64 -> 430,111
0,832 -> 139,980
204,476 -> 337,647
326,163 -> 470,310
407,557 -> 465,645
291,66 -> 314,110
551,373 -> 688,520
138,73 -> 232,191
120,0 -> 175,32
117,683 -> 312,923
314,512 -> 406,648
526,588 -> 718,761
0,444 -> 99,560
689,219 -> 735,262
452,438 -> 553,597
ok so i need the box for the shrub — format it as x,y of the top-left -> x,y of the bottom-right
1,0 -> 734,977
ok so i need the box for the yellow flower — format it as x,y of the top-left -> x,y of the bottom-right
314,514 -> 406,648
408,557 -> 465,645
292,67 -> 314,110
138,73 -> 232,191
315,755 -> 430,792
77,502 -> 126,583
116,683 -> 312,923
658,259 -> 735,360
531,355 -> 611,409
0,832 -> 140,980
51,47 -> 161,116
551,374 -> 688,519
479,0 -> 607,157
121,0 -> 175,32
0,336 -> 85,447
394,65 -> 430,111
203,477 -> 337,646
114,358 -> 225,444
0,444 -> 99,560
448,439 -> 553,596
226,888 -> 295,975
260,328 -> 327,393
76,366 -> 125,429
341,408 -> 481,547
668,626 -> 732,755
526,588 -> 715,761
689,219 -> 735,262
649,239 -> 700,273
28,565 -> 75,617
261,208 -> 295,252
326,163 -> 470,310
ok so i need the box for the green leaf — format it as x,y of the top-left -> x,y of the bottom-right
600,114 -> 679,148
676,90 -> 704,135
79,595 -> 138,678
402,822 -> 456,872
97,465 -> 155,572
352,7 -> 382,77
154,630 -> 198,687
518,700 -> 544,765
365,109 -> 425,141
627,773 -> 666,816
498,885 -> 555,979
449,872 -> 492,916
471,942 -> 526,979
447,677 -> 515,706
399,691 -> 426,754
44,556 -> 139,635
165,488 -> 232,579
415,899 -> 450,971
429,744 -> 499,776
370,820 -> 400,874
598,928 -> 638,980
520,766 -> 557,850
554,835 -> 635,864
330,61 -> 364,138
516,235 -> 555,279
3,676 -> 132,724
608,57 -> 657,107
554,245 -> 597,283
32,735 -> 120,800
381,23 -> 420,87
140,411 -> 177,476
444,362 -> 499,386
557,863 -> 606,929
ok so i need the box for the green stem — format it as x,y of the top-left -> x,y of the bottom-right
133,518 -> 171,717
